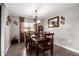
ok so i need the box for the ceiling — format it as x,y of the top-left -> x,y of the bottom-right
6,3 -> 78,20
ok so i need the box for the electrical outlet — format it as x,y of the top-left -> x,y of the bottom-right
68,40 -> 72,43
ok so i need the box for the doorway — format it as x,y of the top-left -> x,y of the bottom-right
19,17 -> 25,42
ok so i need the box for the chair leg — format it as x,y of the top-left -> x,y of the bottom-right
29,42 -> 32,55
36,52 -> 38,56
51,46 -> 53,56
42,51 -> 45,56
26,44 -> 27,49
36,47 -> 38,56
29,47 -> 31,55
36,44 -> 39,56
51,50 -> 53,56
25,43 -> 27,54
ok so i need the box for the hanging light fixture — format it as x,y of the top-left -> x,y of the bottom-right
33,9 -> 40,24
34,10 -> 37,22
33,9 -> 40,32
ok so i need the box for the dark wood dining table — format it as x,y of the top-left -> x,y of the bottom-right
25,32 -> 54,55
30,33 -> 54,56
31,35 -> 45,55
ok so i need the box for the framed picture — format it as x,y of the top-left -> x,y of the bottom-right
48,16 -> 59,28
6,15 -> 11,25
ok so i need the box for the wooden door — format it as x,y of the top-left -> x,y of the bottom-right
19,17 -> 24,42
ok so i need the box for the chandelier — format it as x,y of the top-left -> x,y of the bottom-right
33,10 -> 40,24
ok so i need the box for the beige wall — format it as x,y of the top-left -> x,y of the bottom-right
42,5 -> 79,52
10,16 -> 20,41
1,4 -> 11,55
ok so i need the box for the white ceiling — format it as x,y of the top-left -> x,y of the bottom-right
6,3 -> 78,20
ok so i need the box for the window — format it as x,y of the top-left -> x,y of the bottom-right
24,23 -> 33,32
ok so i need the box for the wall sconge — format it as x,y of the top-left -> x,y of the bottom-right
6,15 -> 12,25
14,21 -> 18,25
61,16 -> 65,25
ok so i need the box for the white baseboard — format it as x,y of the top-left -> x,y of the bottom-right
54,42 -> 79,54
5,43 -> 10,55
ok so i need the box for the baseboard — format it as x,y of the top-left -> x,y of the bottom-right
5,43 -> 10,55
54,42 -> 79,54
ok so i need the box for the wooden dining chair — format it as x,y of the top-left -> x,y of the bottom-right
26,32 -> 37,55
26,33 -> 34,55
25,33 -> 30,47
36,33 -> 54,56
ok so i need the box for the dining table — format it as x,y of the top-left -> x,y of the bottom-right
30,33 -> 54,56
30,35 -> 45,55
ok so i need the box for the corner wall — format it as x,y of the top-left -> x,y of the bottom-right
1,4 -> 11,55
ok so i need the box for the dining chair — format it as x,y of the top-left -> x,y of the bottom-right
26,32 -> 37,55
36,33 -> 54,56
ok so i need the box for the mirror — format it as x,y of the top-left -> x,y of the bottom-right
48,16 -> 59,28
